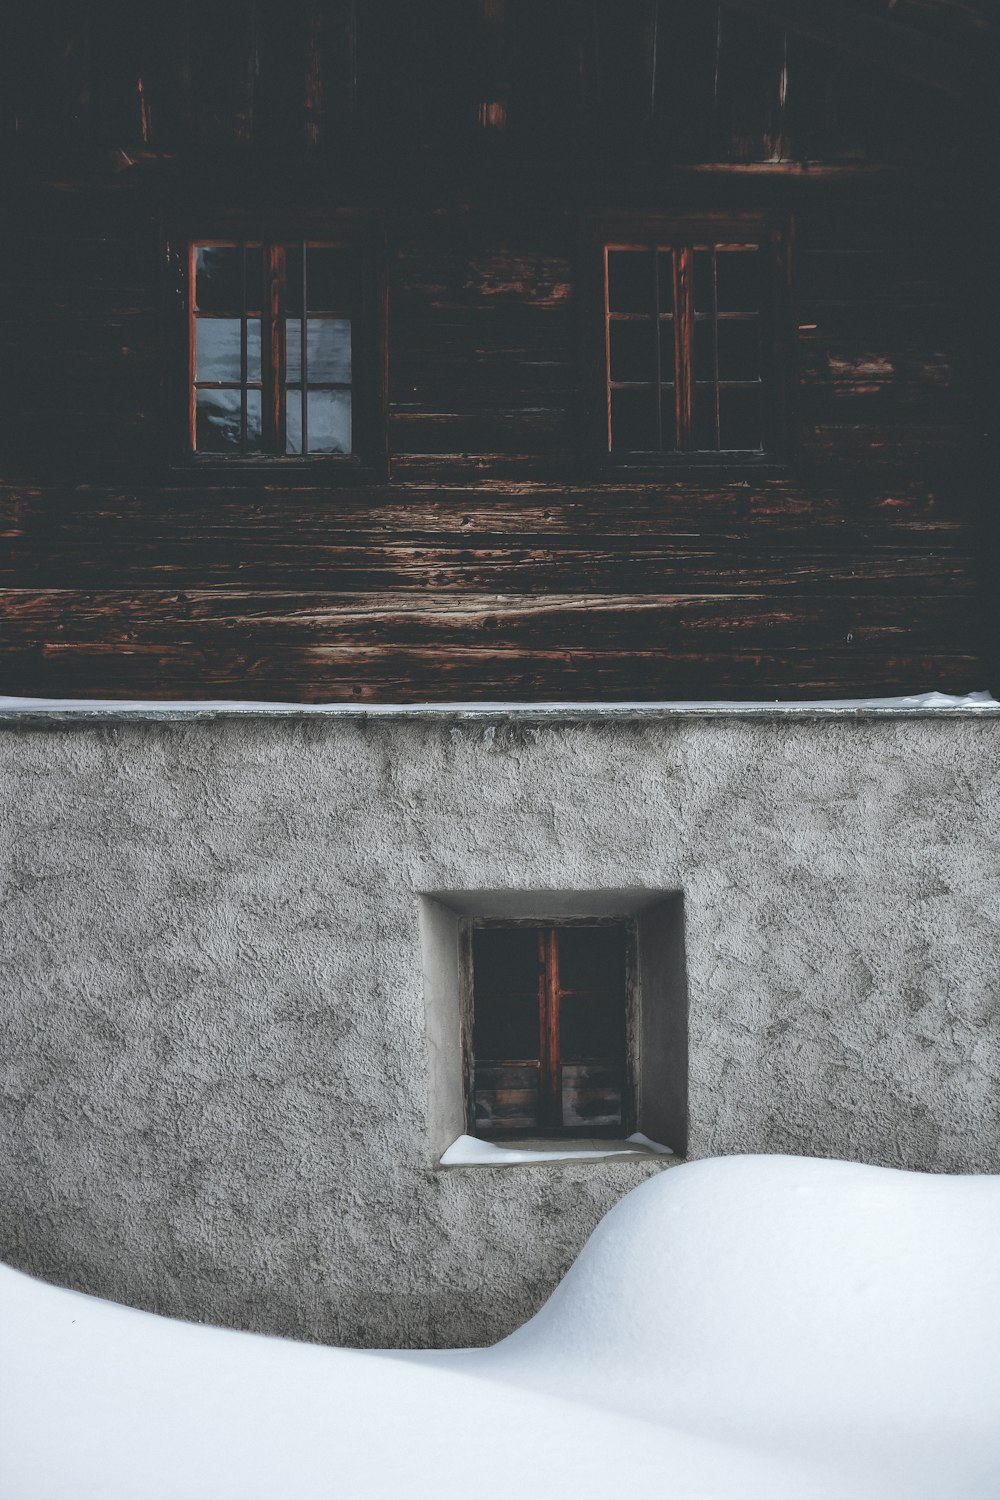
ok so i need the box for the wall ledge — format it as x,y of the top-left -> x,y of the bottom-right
0,693 -> 996,725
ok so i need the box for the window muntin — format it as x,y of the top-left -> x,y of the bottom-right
605,241 -> 769,457
190,239 -> 358,457
471,923 -> 629,1138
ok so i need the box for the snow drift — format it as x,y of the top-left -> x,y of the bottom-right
3,1154 -> 1000,1500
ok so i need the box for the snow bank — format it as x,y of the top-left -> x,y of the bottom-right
0,690 -> 995,716
439,1131 -> 673,1165
3,1155 -> 1000,1499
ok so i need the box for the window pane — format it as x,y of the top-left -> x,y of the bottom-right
609,319 -> 656,384
475,1064 -> 539,1132
286,320 -> 302,383
194,245 -> 241,313
717,319 -> 760,382
693,319 -> 716,383
607,250 -> 654,316
286,388 -> 303,454
693,249 -> 714,314
692,384 -> 717,449
716,249 -> 760,313
246,389 -> 262,449
659,319 -> 676,386
307,390 -> 351,453
195,318 -> 242,382
611,386 -> 657,451
719,386 -> 763,450
473,929 -> 540,1061
657,250 -> 674,313
308,318 -> 352,383
562,1063 -> 623,1129
558,927 -> 626,997
560,995 -> 625,1060
195,389 -> 242,451
247,319 -> 261,382
308,246 -> 357,311
660,388 -> 677,450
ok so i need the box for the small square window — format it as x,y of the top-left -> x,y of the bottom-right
471,922 -> 631,1138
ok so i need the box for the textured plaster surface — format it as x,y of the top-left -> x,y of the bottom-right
1,714 -> 998,1348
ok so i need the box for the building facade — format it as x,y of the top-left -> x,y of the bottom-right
1,2 -> 998,1348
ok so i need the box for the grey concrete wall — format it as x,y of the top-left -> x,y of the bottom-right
1,708 -> 998,1348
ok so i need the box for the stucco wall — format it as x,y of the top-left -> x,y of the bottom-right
1,707 -> 998,1348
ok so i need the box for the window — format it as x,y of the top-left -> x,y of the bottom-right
600,216 -> 787,460
186,232 -> 385,465
471,922 -> 630,1138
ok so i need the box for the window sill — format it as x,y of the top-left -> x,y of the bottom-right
436,1133 -> 674,1170
597,453 -> 789,480
164,454 -> 389,485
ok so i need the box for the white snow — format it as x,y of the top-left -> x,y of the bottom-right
0,690 -> 995,716
439,1131 -> 673,1166
4,1154 -> 1000,1500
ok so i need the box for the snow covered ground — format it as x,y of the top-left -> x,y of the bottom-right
3,1154 -> 1000,1500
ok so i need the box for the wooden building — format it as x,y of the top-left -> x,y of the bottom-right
2,0 -> 997,702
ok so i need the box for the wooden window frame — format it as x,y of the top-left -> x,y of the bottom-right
166,211 -> 388,480
464,917 -> 637,1141
590,211 -> 792,470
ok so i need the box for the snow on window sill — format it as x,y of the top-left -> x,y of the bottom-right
437,1132 -> 675,1169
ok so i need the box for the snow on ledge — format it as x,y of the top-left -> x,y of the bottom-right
0,690 -> 995,721
439,1132 -> 674,1167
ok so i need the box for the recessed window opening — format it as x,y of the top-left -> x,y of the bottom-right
471,921 -> 631,1138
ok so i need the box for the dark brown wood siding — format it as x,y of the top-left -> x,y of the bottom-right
1,1 -> 995,701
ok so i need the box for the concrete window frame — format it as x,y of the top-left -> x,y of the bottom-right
420,889 -> 688,1165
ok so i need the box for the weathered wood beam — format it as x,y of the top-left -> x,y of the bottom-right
720,0 -> 991,101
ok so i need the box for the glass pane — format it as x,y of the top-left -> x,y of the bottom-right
693,319 -> 716,383
195,318 -> 242,382
611,387 -> 657,451
244,244 -> 263,315
286,320 -> 302,382
195,389 -> 242,451
660,388 -> 677,450
657,250 -> 674,313
246,318 -> 261,382
607,250 -> 654,316
475,1064 -> 539,1133
693,249 -> 714,315
717,319 -> 760,382
473,929 -> 540,1061
719,387 -> 763,450
285,243 -> 304,316
561,1063 -> 622,1130
307,318 -> 352,383
560,990 -> 625,1060
716,249 -> 760,313
286,388 -> 303,454
558,927 -> 626,997
692,383 -> 717,450
245,389 -> 262,449
194,245 -> 240,313
659,319 -> 676,386
609,319 -> 656,384
307,390 -> 351,454
308,246 -> 357,311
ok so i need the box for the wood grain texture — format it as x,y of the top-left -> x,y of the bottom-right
0,1 -> 993,700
